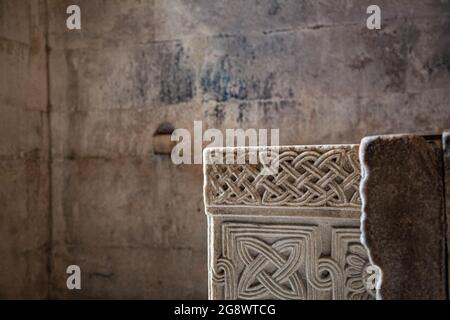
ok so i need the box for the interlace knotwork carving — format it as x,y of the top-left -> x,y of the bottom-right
237,237 -> 306,299
211,223 -> 374,300
205,146 -> 361,208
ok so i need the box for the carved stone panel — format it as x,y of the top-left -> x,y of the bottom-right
204,146 -> 375,300
204,145 -> 361,208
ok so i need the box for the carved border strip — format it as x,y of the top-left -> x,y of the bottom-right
204,145 -> 361,209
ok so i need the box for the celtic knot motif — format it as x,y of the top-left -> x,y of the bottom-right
205,146 -> 361,208
210,223 -> 374,300
237,237 -> 306,300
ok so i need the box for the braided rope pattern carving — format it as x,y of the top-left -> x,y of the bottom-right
205,146 -> 361,208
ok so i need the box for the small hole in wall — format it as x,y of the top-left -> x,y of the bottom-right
153,122 -> 176,156
155,122 -> 175,136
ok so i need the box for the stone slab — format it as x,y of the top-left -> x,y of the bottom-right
204,145 -> 376,300
360,134 -> 446,300
0,159 -> 49,298
50,158 -> 207,299
50,245 -> 206,299
443,131 -> 450,297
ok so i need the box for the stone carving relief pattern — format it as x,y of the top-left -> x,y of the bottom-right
205,146 -> 374,300
205,147 -> 361,208
211,223 -> 375,300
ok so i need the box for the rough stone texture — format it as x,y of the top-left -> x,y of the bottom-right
46,0 -> 450,298
360,135 -> 447,300
50,158 -> 205,299
0,0 -> 49,299
204,145 -> 376,300
443,131 -> 450,296
1,0 -> 450,299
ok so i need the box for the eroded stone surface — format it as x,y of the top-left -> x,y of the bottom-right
204,145 -> 375,300
443,131 -> 450,296
0,0 -> 49,299
44,0 -> 450,300
360,135 -> 446,300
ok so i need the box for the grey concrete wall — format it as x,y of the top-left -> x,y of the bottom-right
1,0 -> 450,299
0,0 -> 49,298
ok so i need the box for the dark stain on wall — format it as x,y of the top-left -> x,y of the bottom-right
237,102 -> 250,123
425,21 -> 450,76
159,43 -> 195,105
65,50 -> 82,111
205,104 -> 226,124
259,99 -> 296,123
199,34 -> 287,103
426,51 -> 450,77
135,50 -> 153,104
201,55 -> 238,102
363,21 -> 420,92
268,0 -> 281,16
201,55 -> 277,102
348,55 -> 374,70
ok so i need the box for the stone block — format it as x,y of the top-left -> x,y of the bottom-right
443,131 -> 450,297
315,0 -> 449,26
50,245 -> 206,299
154,1 -> 448,41
360,134 -> 447,300
0,0 -> 30,44
50,110 -> 182,159
49,16 -> 450,113
154,0 -> 317,40
0,39 -> 29,108
0,159 -> 49,298
47,0 -> 156,50
0,103 -> 46,158
204,145 -> 375,300
50,158 -> 207,298
51,158 -> 204,248
26,0 -> 48,112
49,39 -> 196,112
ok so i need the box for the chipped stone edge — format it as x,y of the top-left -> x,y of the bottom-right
358,134 -> 417,300
443,130 -> 450,299
359,133 -> 447,300
359,135 -> 384,300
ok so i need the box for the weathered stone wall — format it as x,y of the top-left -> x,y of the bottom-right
1,0 -> 450,299
47,0 -> 450,299
0,0 -> 49,298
